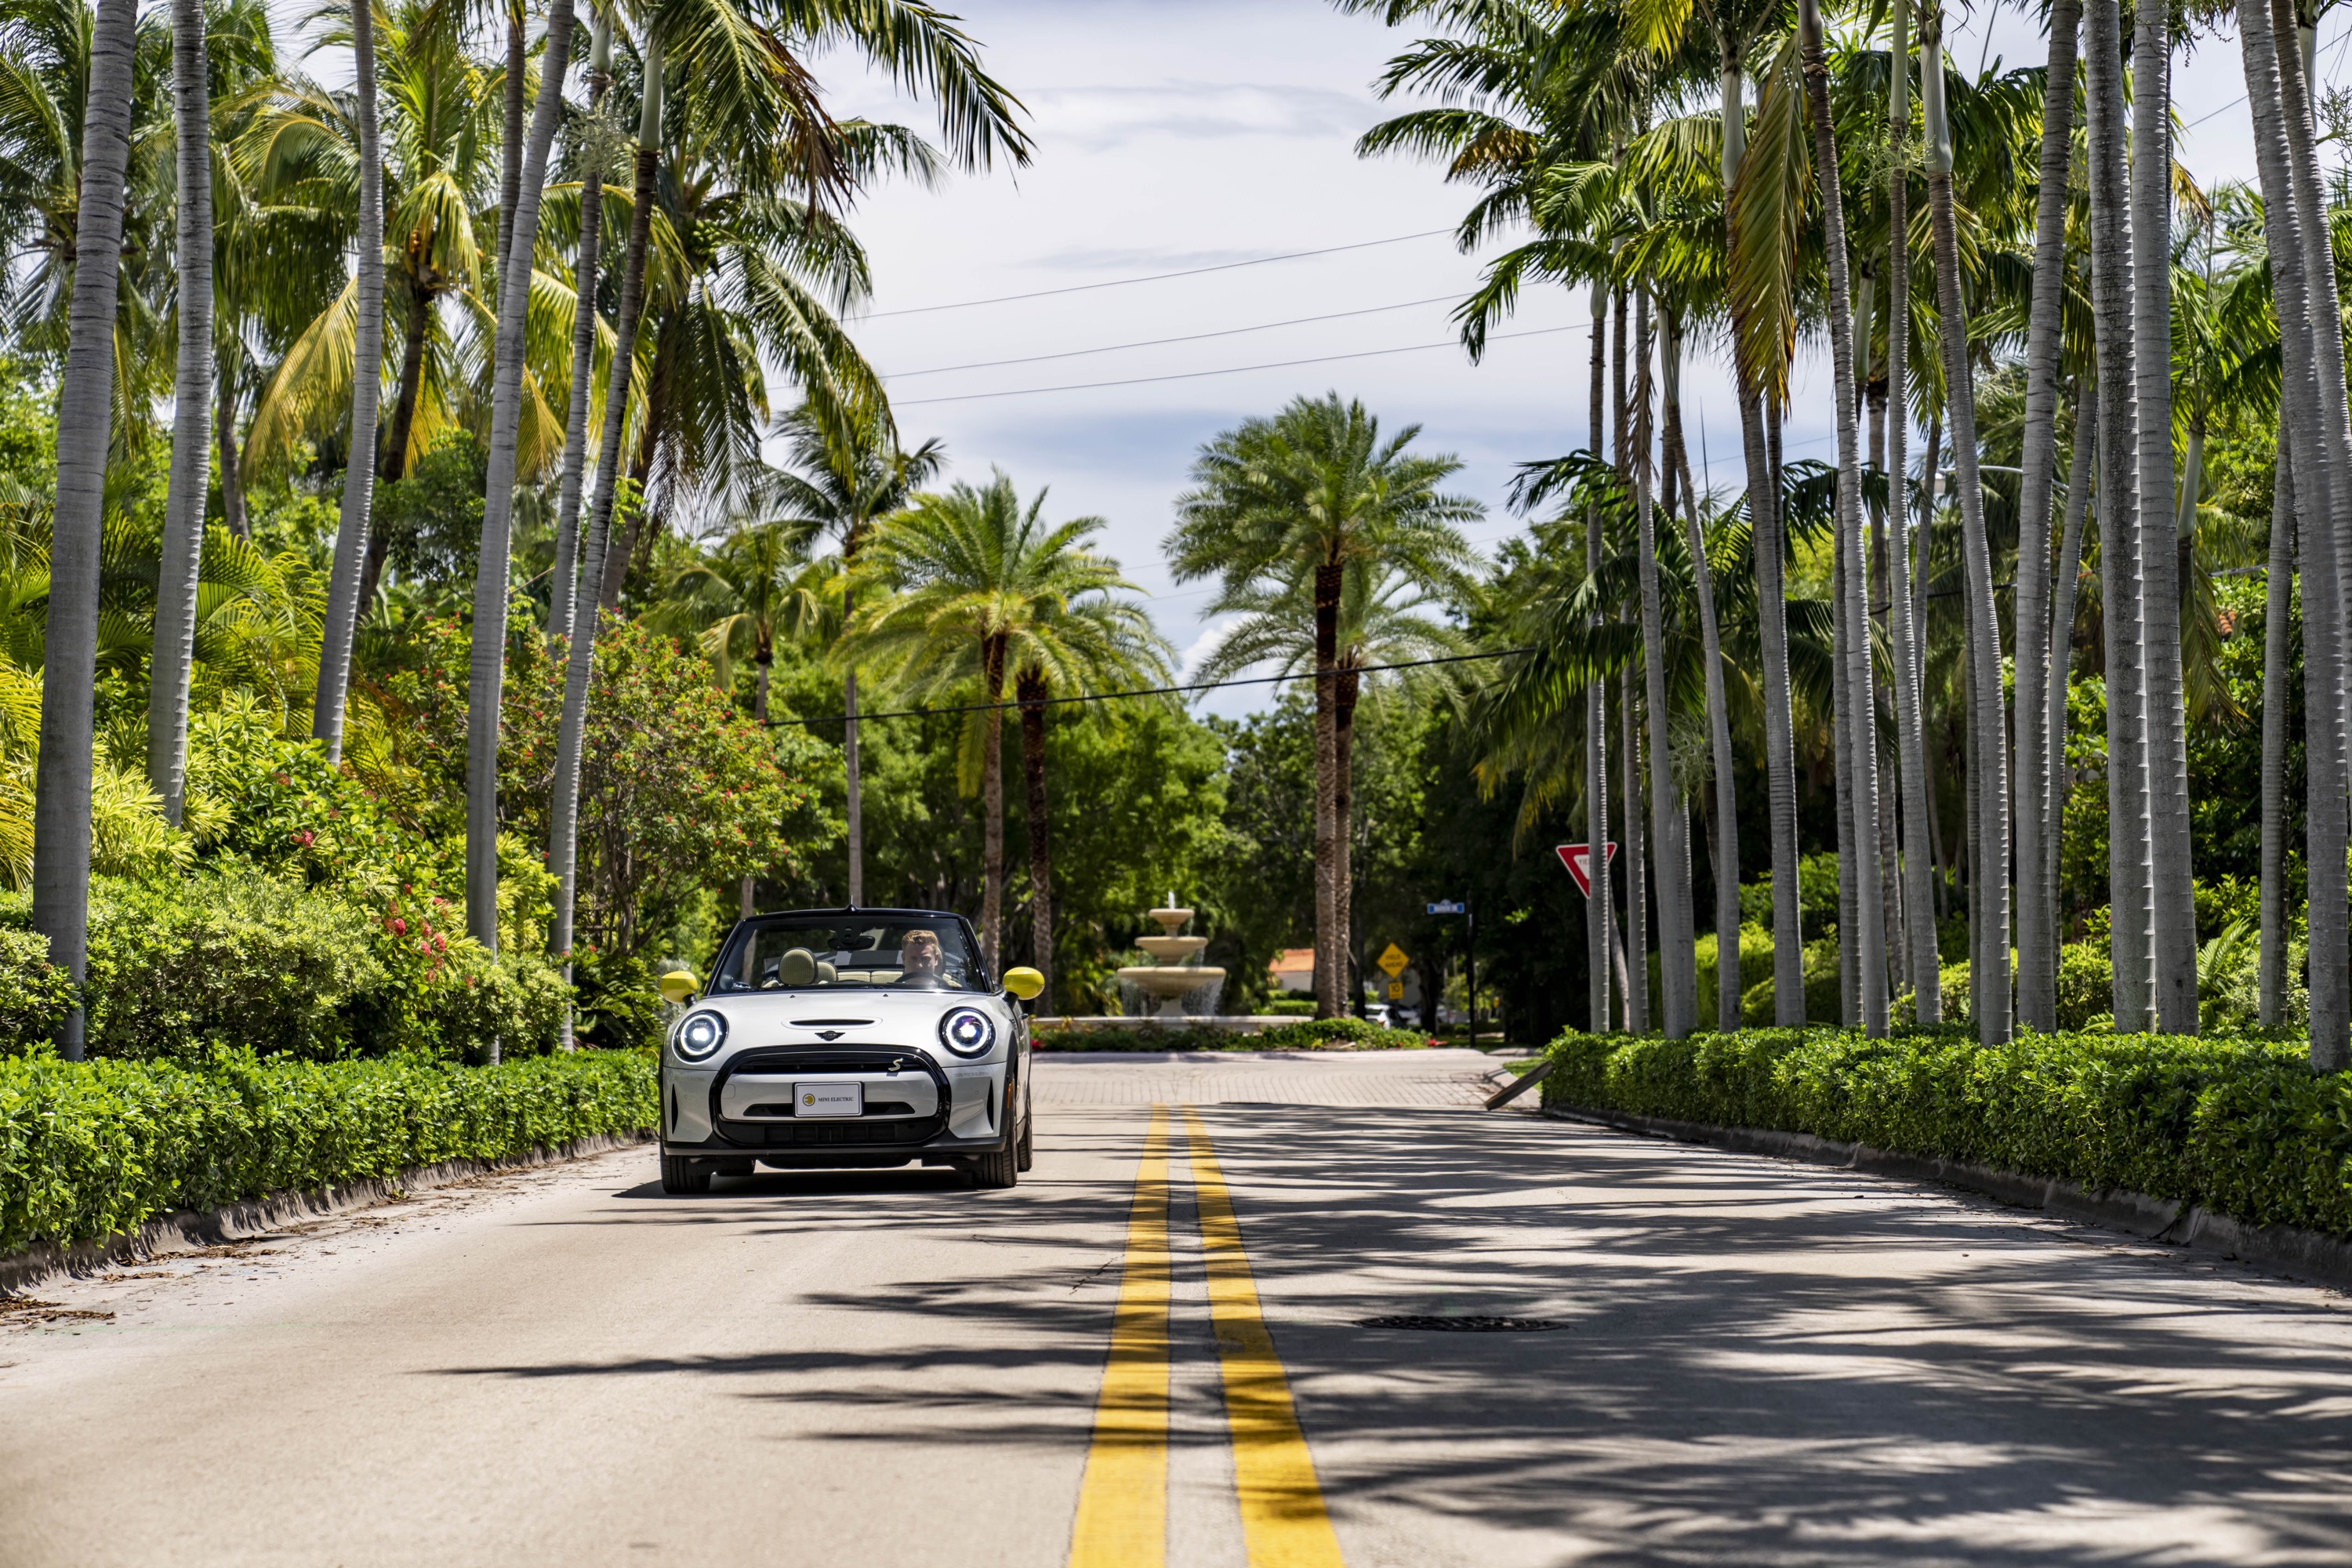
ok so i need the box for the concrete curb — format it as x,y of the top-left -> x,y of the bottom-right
1542,1102 -> 2352,1295
0,1130 -> 653,1297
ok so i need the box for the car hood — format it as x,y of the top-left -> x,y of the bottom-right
682,985 -> 1018,1065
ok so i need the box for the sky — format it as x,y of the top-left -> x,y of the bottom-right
800,0 -> 2325,720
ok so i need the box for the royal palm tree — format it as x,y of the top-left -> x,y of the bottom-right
31,0 -> 139,1058
147,0 -> 213,825
548,2 -> 612,652
1169,394 -> 1482,1018
763,387 -> 944,906
850,473 -> 1148,971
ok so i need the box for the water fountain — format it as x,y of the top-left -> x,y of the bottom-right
1116,895 -> 1228,1022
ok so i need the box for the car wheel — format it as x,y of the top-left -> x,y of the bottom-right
660,1155 -> 712,1195
1015,1088 -> 1034,1172
971,1143 -> 1018,1189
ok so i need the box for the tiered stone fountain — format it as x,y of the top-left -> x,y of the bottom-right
1116,896 -> 1227,1022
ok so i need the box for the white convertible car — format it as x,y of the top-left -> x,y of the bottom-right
655,909 -> 1042,1195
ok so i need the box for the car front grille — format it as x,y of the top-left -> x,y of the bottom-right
720,1115 -> 943,1147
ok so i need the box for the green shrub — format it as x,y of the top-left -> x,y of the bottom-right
0,927 -> 75,1047
1539,1025 -> 2352,1236
0,1049 -> 656,1254
1033,1017 -> 1435,1052
1264,996 -> 1318,1016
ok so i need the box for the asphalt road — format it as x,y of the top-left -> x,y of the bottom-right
5,1047 -> 2352,1566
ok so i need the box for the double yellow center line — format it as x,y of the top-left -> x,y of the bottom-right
1067,1106 -> 1345,1568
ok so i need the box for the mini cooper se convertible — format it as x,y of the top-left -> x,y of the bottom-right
655,909 -> 1043,1194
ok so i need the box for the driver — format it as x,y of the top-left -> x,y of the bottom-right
898,928 -> 957,989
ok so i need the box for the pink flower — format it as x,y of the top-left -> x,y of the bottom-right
391,917 -> 408,935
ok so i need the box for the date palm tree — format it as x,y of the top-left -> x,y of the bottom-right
1169,394 -> 1483,1018
850,473 -> 1152,972
31,0 -> 138,1058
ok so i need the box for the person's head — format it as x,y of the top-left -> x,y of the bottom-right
900,928 -> 943,978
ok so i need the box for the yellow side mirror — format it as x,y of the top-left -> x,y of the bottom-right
658,969 -> 699,1005
1002,966 -> 1044,1001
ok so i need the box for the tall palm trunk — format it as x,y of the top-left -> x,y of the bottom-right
2260,453 -> 2296,1025
1634,289 -> 1693,1037
1018,671 -> 1054,1011
1312,560 -> 1341,1018
2047,383 -> 2096,914
499,1 -> 525,272
844,544 -> 866,906
34,0 -> 137,1057
149,0 -> 212,827
550,13 -> 612,652
216,352 -> 246,537
466,0 -> 575,967
1887,0 -> 1938,1019
2274,0 -> 2352,1068
1834,514 -> 1859,1021
1623,662 -> 1648,1030
550,37 -> 661,1049
1922,5 -> 2008,1042
1587,275 -> 1611,1031
1801,0 -> 1886,1035
979,633 -> 1007,971
1666,313 -> 1739,1029
379,288 -> 430,483
1336,664 -> 1361,1014
2011,0 -> 2081,1029
739,648 -> 771,917
2244,0 -> 2349,1065
2085,0 -> 2155,1032
310,0 -> 387,765
2131,9 -> 2194,1034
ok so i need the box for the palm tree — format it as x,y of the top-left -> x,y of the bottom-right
1169,394 -> 1482,1018
1797,0 -> 1886,1036
147,0 -> 213,825
31,0 -> 139,1058
2243,0 -> 2350,1067
2008,0 -> 2080,1030
548,4 -> 612,652
2132,0 -> 2194,1034
2260,452 -> 2294,1026
851,474 -> 1152,971
763,387 -> 944,906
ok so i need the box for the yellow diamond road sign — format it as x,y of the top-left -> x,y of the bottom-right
1377,943 -> 1410,978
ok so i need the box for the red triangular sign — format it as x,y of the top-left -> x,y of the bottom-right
1555,842 -> 1618,898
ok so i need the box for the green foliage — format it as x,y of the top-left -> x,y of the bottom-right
1540,1027 -> 2352,1236
1032,1017 -> 1436,1052
0,927 -> 75,1043
0,1050 -> 655,1253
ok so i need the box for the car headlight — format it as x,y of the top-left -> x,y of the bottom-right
675,1010 -> 728,1062
938,1006 -> 996,1058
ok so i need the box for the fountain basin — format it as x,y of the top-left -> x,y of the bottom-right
1135,935 -> 1208,963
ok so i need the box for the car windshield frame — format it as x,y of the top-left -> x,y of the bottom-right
709,913 -> 992,995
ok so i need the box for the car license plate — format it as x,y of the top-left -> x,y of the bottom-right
797,1083 -> 862,1118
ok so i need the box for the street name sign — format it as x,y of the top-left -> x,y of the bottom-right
1426,900 -> 1466,915
1555,842 -> 1619,898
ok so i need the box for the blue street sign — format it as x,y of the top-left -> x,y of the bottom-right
1427,900 -> 1466,915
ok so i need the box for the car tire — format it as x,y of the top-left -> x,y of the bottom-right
1015,1088 -> 1034,1172
971,1142 -> 1018,1189
660,1155 -> 712,1195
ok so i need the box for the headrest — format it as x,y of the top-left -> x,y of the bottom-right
777,947 -> 818,987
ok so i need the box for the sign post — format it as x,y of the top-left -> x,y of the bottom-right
1375,943 -> 1411,1013
1425,898 -> 1474,1041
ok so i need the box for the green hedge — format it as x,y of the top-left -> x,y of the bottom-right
0,1049 -> 657,1254
1034,1017 -> 1437,1051
1541,1026 -> 2352,1236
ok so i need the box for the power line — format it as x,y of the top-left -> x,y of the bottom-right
858,230 -> 1455,319
766,647 -> 1531,728
891,324 -> 1581,407
887,296 -> 1465,378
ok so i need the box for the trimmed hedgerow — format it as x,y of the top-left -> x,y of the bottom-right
0,1048 -> 657,1254
1033,1017 -> 1437,1052
1541,1026 -> 2352,1237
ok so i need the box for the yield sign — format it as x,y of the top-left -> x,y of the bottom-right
1555,841 -> 1618,898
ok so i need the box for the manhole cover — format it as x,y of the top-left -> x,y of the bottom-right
1356,1315 -> 1566,1332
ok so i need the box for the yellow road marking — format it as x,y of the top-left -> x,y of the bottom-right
1184,1109 -> 1347,1568
1067,1105 -> 1171,1568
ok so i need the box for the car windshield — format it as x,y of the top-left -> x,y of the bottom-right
712,919 -> 982,993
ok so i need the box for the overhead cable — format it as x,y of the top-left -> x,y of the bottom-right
887,295 -> 1465,378
766,647 -> 1533,728
858,230 -> 1454,319
891,325 -> 1581,407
